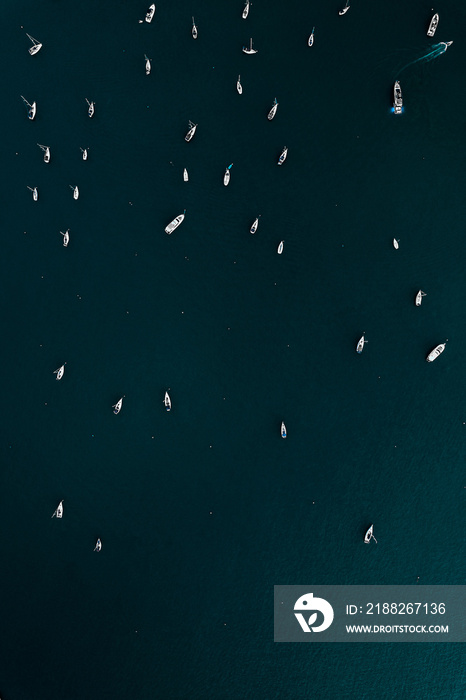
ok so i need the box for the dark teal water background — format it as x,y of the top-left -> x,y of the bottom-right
1,0 -> 465,698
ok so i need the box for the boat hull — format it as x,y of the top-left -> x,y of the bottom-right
426,344 -> 445,362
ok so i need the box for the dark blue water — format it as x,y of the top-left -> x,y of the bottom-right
1,0 -> 465,698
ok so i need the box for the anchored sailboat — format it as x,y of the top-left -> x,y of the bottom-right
192,17 -> 198,39
53,363 -> 66,380
85,98 -> 95,118
94,539 -> 102,551
27,186 -> 38,201
237,75 -> 243,94
26,33 -> 42,55
144,54 -> 151,74
164,391 -> 172,411
112,396 -> 124,414
364,524 -> 377,543
267,98 -> 278,120
250,215 -> 261,234
277,147 -> 288,165
356,334 -> 367,354
185,120 -> 197,142
80,147 -> 88,161
37,143 -> 50,163
242,38 -> 257,54
183,168 -> 189,181
393,238 -> 400,249
415,290 -> 426,306
52,500 -> 64,518
60,230 -> 70,247
339,1 -> 350,15
277,240 -> 284,254
224,163 -> 233,186
281,422 -> 287,439
242,0 -> 250,19
21,95 -> 36,120
308,27 -> 315,46
70,185 -> 79,200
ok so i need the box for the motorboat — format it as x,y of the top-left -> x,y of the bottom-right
267,98 -> 278,120
242,38 -> 257,54
237,75 -> 243,94
250,216 -> 260,234
53,363 -> 66,380
415,290 -> 426,307
37,143 -> 50,163
27,186 -> 38,201
184,120 -> 197,142
94,539 -> 102,552
356,335 -> 367,353
393,238 -> 399,249
308,27 -> 315,46
427,13 -> 439,37
27,33 -> 42,55
70,185 -> 79,200
364,524 -> 377,543
277,147 -> 288,165
145,3 -> 156,22
242,0 -> 250,19
164,391 -> 172,411
80,147 -> 88,161
393,81 -> 403,114
281,421 -> 287,439
426,342 -> 446,362
113,397 -> 124,414
165,210 -> 186,234
60,230 -> 70,247
52,500 -> 64,518
21,95 -> 36,120
339,1 -> 350,15
192,17 -> 198,39
224,163 -> 233,185
145,54 -> 151,74
86,98 -> 95,118
183,168 -> 189,181
277,240 -> 284,254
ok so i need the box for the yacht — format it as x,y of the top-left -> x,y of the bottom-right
308,27 -> 315,46
192,17 -> 198,39
164,391 -> 172,411
224,163 -> 233,185
393,81 -> 403,114
94,539 -> 102,552
184,120 -> 197,142
393,238 -> 399,249
339,1 -> 350,15
112,397 -> 124,414
183,168 -> 189,181
52,500 -> 64,518
80,147 -> 88,161
27,186 -> 38,201
86,98 -> 95,118
250,216 -> 260,234
426,342 -> 446,362
242,38 -> 257,54
145,3 -> 156,22
242,0 -> 250,19
37,143 -> 50,163
237,75 -> 243,94
364,524 -> 377,543
53,363 -> 66,380
21,95 -> 36,120
165,210 -> 186,234
70,185 -> 79,200
427,13 -> 439,37
60,230 -> 70,247
415,290 -> 426,306
277,240 -> 284,254
277,147 -> 288,165
26,33 -> 42,55
356,335 -> 367,353
267,98 -> 278,120
281,421 -> 287,439
145,54 -> 151,74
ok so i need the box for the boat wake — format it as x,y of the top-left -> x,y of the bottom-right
399,41 -> 453,73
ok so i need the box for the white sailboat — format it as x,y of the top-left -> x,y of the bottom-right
27,186 -> 38,201
242,0 -> 250,19
339,1 -> 350,15
242,38 -> 257,54
53,363 -> 66,380
37,143 -> 50,163
224,163 -> 233,186
415,290 -> 426,307
164,391 -> 172,411
183,168 -> 189,181
281,421 -> 287,438
80,147 -> 88,161
308,27 -> 315,46
237,75 -> 243,94
26,33 -> 42,55
267,98 -> 278,120
94,539 -> 102,552
70,185 -> 79,200
277,147 -> 288,165
21,95 -> 36,120
250,215 -> 261,234
364,524 -> 377,543
192,17 -> 198,39
52,500 -> 64,518
60,230 -> 70,247
277,240 -> 284,254
184,120 -> 197,142
145,54 -> 151,74
145,3 -> 156,22
393,238 -> 399,249
165,210 -> 186,235
112,396 -> 124,414
356,335 -> 367,354
86,98 -> 95,118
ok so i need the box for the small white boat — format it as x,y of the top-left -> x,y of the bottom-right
60,230 -> 70,247
80,147 -> 88,161
415,290 -> 426,307
185,120 -> 197,142
281,421 -> 287,439
364,524 -> 377,543
37,143 -> 50,163
277,240 -> 284,254
27,33 -> 42,55
267,98 -> 278,120
277,147 -> 288,165
237,75 -> 243,94
145,54 -> 151,74
427,13 -> 439,37
165,210 -> 186,235
426,342 -> 446,362
242,0 -> 250,19
183,168 -> 189,181
242,38 -> 257,54
27,186 -> 38,201
94,539 -> 102,552
356,335 -> 367,354
164,391 -> 172,411
393,238 -> 399,249
145,3 -> 156,22
339,1 -> 350,15
70,185 -> 79,200
250,215 -> 260,234
308,27 -> 315,46
393,81 -> 403,115
192,17 -> 198,39
21,95 -> 36,120
53,363 -> 66,380
224,163 -> 233,186
112,396 -> 124,414
86,98 -> 95,118
52,500 -> 64,518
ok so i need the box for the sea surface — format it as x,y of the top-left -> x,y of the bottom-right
1,0 -> 465,698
